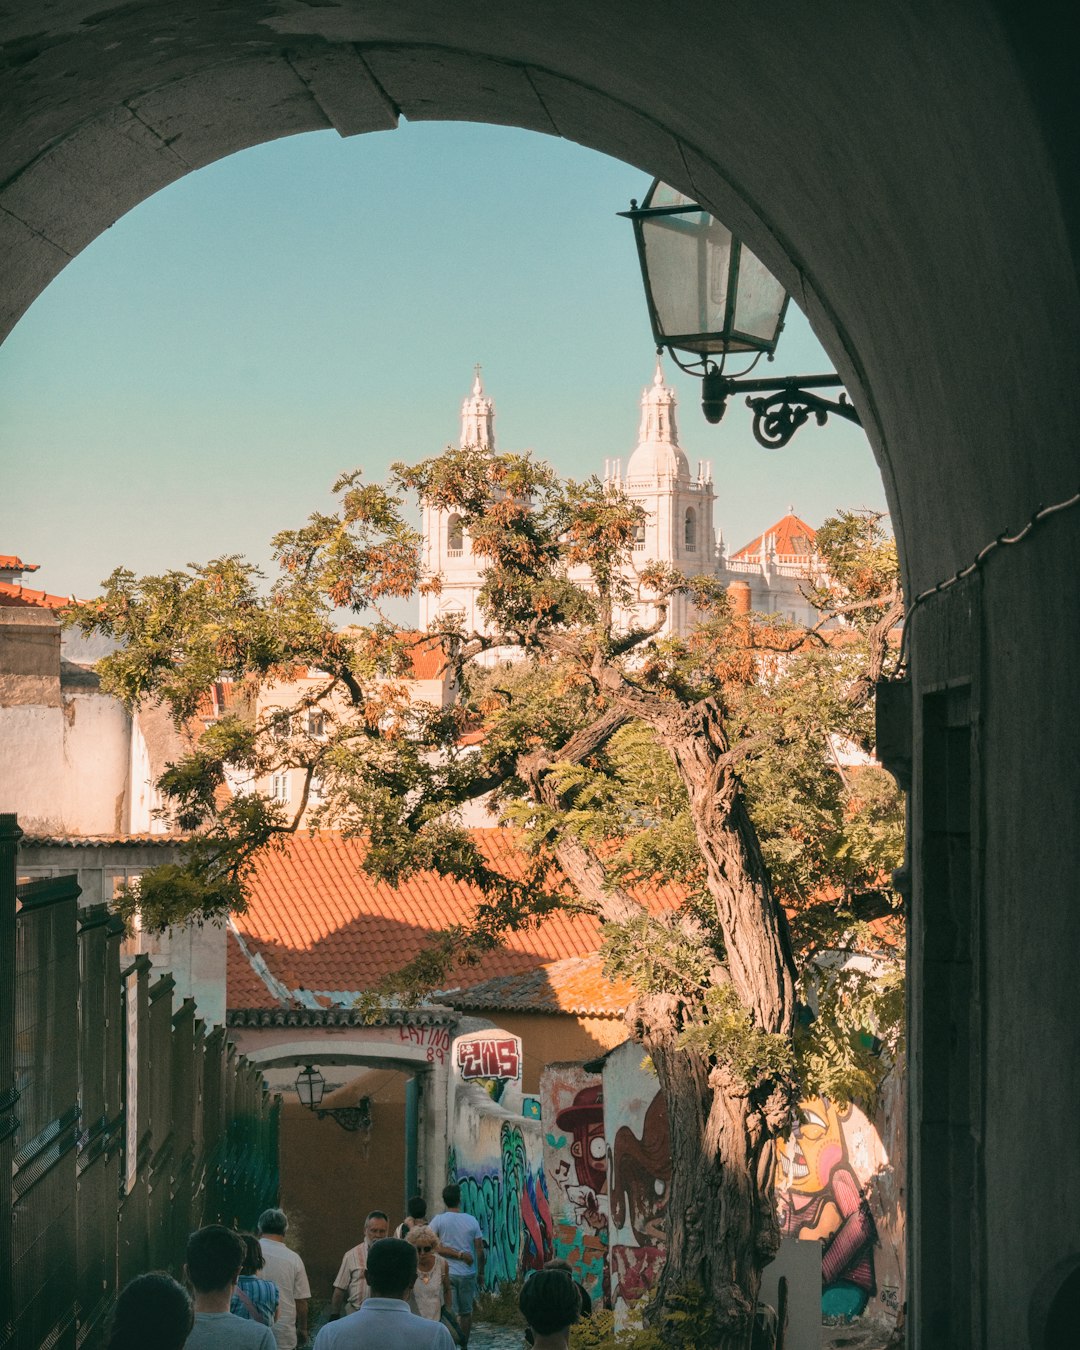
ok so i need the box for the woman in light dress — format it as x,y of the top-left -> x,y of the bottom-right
406,1224 -> 453,1323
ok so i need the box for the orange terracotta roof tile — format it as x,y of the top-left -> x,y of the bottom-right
0,581 -> 72,610
229,829 -> 681,1007
731,512 -> 816,561
441,952 -> 633,1017
396,631 -> 450,681
0,554 -> 39,571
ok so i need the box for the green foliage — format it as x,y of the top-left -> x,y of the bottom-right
472,1279 -> 525,1326
570,1285 -> 717,1348
70,440 -> 905,1121
677,983 -> 795,1090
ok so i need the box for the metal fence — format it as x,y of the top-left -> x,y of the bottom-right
0,814 -> 280,1350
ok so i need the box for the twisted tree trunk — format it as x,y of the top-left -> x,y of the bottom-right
528,686 -> 799,1347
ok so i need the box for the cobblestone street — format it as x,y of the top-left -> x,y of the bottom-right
468,1327 -> 524,1350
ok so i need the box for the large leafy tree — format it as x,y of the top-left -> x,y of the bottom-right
69,454 -> 903,1347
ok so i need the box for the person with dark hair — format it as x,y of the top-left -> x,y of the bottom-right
186,1224 -> 276,1350
519,1271 -> 581,1349
542,1259 -> 592,1318
106,1272 -> 193,1350
329,1211 -> 389,1319
258,1208 -> 312,1350
312,1239 -> 454,1349
231,1232 -> 280,1327
430,1184 -> 484,1349
396,1194 -> 429,1239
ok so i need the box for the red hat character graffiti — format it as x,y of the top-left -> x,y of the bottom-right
555,1084 -> 608,1195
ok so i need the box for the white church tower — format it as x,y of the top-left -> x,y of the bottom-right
418,367 -> 495,633
605,358 -> 716,635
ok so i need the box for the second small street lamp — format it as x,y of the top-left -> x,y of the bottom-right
620,180 -> 861,448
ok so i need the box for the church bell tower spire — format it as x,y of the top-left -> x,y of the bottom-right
460,364 -> 495,449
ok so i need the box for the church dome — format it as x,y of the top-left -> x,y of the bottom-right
624,359 -> 690,482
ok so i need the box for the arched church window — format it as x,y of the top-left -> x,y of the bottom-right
633,522 -> 646,552
684,508 -> 697,552
447,514 -> 464,556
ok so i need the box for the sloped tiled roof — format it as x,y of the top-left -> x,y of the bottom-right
731,512 -> 816,561
0,581 -> 72,610
227,829 -> 681,1010
440,952 -> 633,1017
0,554 -> 39,571
227,928 -> 283,1009
397,632 -> 450,681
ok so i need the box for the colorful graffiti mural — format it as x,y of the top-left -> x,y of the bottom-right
541,1066 -> 609,1302
451,1029 -> 522,1103
776,1095 -> 879,1320
601,1042 -> 670,1326
449,1121 -> 553,1288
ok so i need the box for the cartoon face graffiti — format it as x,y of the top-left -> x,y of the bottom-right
555,1084 -> 608,1195
776,1095 -> 846,1196
609,1090 -> 671,1247
776,1095 -> 878,1320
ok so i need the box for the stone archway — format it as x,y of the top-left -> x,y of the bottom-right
4,7 -> 1079,1344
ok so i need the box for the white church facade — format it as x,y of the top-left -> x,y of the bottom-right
419,365 -> 827,638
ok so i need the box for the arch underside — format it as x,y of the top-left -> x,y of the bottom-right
3,6 -> 1079,1346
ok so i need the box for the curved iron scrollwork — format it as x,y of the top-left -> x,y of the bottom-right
693,358 -> 862,446
746,387 -> 860,449
315,1095 -> 373,1133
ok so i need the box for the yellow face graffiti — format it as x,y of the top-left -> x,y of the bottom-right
776,1096 -> 847,1194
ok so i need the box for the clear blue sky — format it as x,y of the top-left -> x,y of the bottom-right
0,121 -> 886,605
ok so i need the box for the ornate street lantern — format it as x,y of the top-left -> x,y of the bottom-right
620,181 -> 861,447
294,1063 -> 325,1109
294,1063 -> 372,1133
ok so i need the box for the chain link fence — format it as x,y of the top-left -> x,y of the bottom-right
0,814 -> 280,1350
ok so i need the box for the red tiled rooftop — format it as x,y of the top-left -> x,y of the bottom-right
227,829 -> 681,1008
731,512 -> 816,561
441,952 -> 633,1017
0,554 -> 39,572
396,631 -> 450,682
227,929 -> 282,1009
0,581 -> 72,610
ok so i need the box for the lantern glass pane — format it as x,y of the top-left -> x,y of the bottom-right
732,245 -> 787,347
641,210 -> 735,354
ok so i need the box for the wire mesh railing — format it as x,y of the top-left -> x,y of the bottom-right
0,814 -> 280,1350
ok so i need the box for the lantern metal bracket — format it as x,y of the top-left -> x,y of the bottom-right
699,364 -> 862,448
312,1096 -> 373,1134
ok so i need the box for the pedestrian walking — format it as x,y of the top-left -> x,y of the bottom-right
404,1225 -> 452,1323
106,1272 -> 192,1350
328,1211 -> 390,1319
232,1232 -> 279,1327
312,1239 -> 454,1349
185,1225 -> 277,1350
258,1207 -> 312,1349
429,1184 -> 485,1350
395,1195 -> 429,1239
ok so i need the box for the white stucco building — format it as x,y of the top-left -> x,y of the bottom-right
419,365 -> 827,639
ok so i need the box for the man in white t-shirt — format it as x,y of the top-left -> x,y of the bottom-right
429,1184 -> 485,1349
258,1208 -> 312,1349
313,1240 -> 453,1350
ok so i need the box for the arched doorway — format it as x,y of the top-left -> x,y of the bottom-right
3,7 -> 1078,1345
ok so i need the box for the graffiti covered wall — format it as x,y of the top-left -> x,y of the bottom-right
601,1040 -> 671,1326
776,1072 -> 905,1324
540,1063 -> 609,1302
447,1029 -> 552,1288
